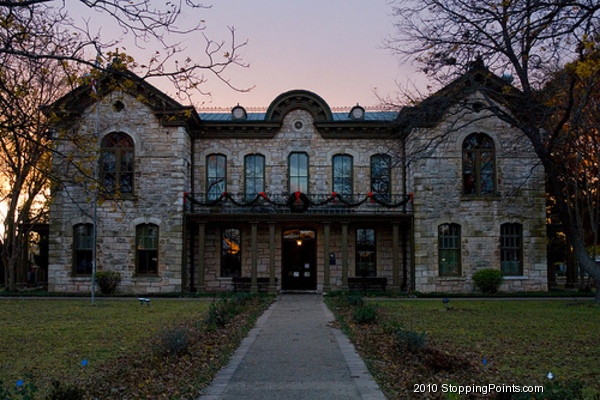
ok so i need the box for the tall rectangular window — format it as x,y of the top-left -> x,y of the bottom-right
439,223 -> 461,277
501,223 -> 523,275
333,154 -> 353,196
221,228 -> 242,277
289,152 -> 309,193
371,154 -> 391,201
137,224 -> 158,275
355,228 -> 376,277
73,224 -> 93,274
245,154 -> 265,200
207,154 -> 226,200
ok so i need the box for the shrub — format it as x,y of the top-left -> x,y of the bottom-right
152,327 -> 190,358
204,295 -> 252,328
94,271 -> 122,294
352,303 -> 378,324
346,294 -> 365,307
395,328 -> 428,352
472,268 -> 504,294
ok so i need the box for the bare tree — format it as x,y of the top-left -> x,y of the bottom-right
0,39 -> 67,291
385,0 -> 600,301
0,0 -> 248,291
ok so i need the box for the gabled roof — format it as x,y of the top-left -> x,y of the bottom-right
395,59 -> 522,133
43,66 -> 201,130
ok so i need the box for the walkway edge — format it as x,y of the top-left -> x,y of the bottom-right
198,297 -> 277,400
321,302 -> 387,400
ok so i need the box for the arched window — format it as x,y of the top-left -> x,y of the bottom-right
245,154 -> 265,200
463,133 -> 495,196
73,223 -> 93,274
333,154 -> 353,196
371,154 -> 391,201
206,154 -> 227,200
289,152 -> 309,193
501,223 -> 523,275
101,132 -> 134,195
439,223 -> 461,277
136,224 -> 158,275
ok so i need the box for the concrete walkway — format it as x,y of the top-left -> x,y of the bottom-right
199,294 -> 386,400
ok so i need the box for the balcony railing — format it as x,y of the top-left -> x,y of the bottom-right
184,192 -> 413,215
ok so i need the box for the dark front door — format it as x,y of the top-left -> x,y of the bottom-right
282,229 -> 317,290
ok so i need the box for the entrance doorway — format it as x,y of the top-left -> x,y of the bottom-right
282,229 -> 317,290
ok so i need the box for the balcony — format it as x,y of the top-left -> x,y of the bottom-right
184,192 -> 413,215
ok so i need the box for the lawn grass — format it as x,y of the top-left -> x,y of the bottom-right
0,299 -> 209,388
375,299 -> 600,390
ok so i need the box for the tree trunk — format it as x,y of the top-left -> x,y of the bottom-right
545,166 -> 600,303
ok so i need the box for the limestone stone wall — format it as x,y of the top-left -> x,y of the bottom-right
409,95 -> 547,293
48,90 -> 191,294
192,109 -> 410,291
193,110 -> 404,197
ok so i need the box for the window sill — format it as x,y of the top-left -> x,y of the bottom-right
218,277 -> 234,280
436,276 -> 465,280
503,275 -> 527,280
71,275 -> 92,280
460,195 -> 501,201
133,275 -> 161,280
99,194 -> 138,201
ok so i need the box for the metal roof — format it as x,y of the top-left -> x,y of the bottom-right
198,111 -> 397,122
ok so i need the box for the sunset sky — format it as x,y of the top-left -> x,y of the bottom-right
192,0 -> 423,109
78,0 -> 426,110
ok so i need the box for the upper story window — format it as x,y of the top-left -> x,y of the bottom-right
439,223 -> 461,277
501,223 -> 523,275
73,223 -> 93,275
333,154 -> 353,196
289,152 -> 309,194
245,154 -> 265,200
101,132 -> 134,195
463,133 -> 495,196
207,154 -> 226,200
371,154 -> 391,201
136,223 -> 158,275
356,228 -> 376,277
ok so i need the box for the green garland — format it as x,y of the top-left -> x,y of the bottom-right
185,191 -> 413,212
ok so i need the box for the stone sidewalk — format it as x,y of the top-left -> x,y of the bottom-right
199,294 -> 386,400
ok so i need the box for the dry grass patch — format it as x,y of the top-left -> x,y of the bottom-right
328,296 -> 600,399
0,299 -> 208,390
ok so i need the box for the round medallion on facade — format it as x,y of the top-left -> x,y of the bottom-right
293,120 -> 305,132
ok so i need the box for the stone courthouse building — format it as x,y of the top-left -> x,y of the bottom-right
45,61 -> 547,294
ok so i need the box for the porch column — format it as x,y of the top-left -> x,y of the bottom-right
402,223 -> 409,291
268,222 -> 277,293
410,220 -> 416,292
391,223 -> 400,290
341,222 -> 349,290
250,222 -> 259,293
323,222 -> 331,292
196,222 -> 206,293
